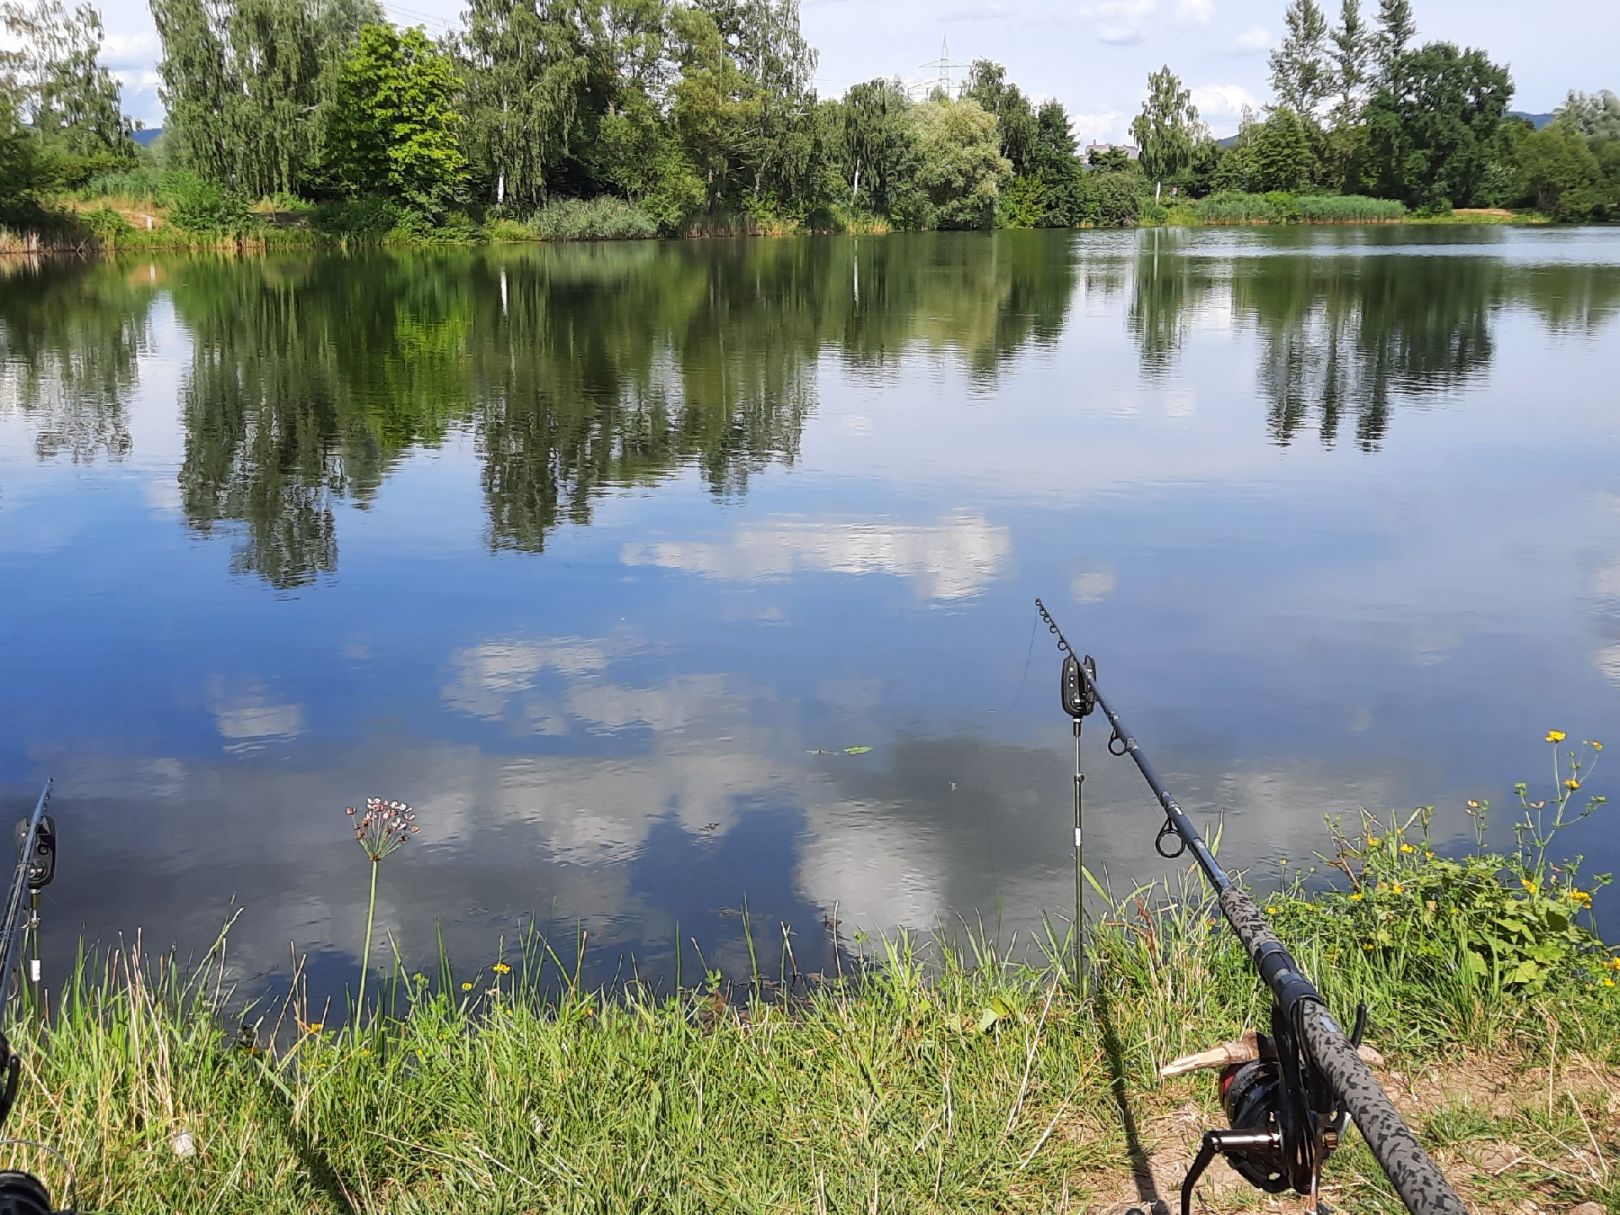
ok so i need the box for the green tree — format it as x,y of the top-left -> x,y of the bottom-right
1365,42 -> 1512,209
458,0 -> 593,210
328,23 -> 469,218
1517,124 -> 1604,220
839,77 -> 917,216
1269,0 -> 1331,117
1131,65 -> 1204,195
909,97 -> 1010,230
669,4 -> 753,213
1250,106 -> 1319,191
0,1 -> 133,174
960,59 -> 1036,175
1329,0 -> 1371,125
1372,0 -> 1414,82
151,0 -> 377,197
1554,90 -> 1620,142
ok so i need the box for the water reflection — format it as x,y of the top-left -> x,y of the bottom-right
4,232 -> 1619,587
3,229 -> 1620,995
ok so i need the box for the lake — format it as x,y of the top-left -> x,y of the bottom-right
2,227 -> 1618,997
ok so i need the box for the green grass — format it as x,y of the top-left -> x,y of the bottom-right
2,815 -> 1614,1214
1170,192 -> 1409,226
525,196 -> 659,241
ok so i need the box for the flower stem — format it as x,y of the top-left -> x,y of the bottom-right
357,860 -> 378,1032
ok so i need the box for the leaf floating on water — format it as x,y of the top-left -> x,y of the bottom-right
843,746 -> 873,755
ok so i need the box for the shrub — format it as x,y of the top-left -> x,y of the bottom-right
1294,195 -> 1407,223
1194,191 -> 1281,223
529,196 -> 657,241
484,217 -> 535,243
313,196 -> 401,242
164,172 -> 251,234
79,206 -> 131,241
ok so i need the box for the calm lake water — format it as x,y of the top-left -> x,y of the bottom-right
2,227 -> 1618,995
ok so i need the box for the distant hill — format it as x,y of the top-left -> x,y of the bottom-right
133,127 -> 164,147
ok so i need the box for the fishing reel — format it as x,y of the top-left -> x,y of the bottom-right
1165,1002 -> 1369,1215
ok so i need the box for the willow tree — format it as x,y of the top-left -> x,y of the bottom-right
458,0 -> 594,210
0,1 -> 133,163
151,0 -> 378,196
1130,65 -> 1203,199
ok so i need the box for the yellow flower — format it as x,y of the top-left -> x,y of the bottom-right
1521,877 -> 1539,895
1571,891 -> 1593,909
1546,730 -> 1567,743
1592,740 -> 1604,752
1392,883 -> 1406,894
1565,778 -> 1581,791
461,981 -> 474,992
1349,892 -> 1364,902
1604,978 -> 1617,989
1465,799 -> 1480,810
1606,957 -> 1620,972
1266,905 -> 1280,915
1400,843 -> 1416,854
301,1021 -> 323,1035
492,962 -> 512,975
1362,943 -> 1374,952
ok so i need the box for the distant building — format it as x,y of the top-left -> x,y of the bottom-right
1085,143 -> 1140,161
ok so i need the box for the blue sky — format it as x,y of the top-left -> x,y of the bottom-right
101,0 -> 1614,144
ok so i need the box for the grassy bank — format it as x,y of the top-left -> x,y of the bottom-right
1147,192 -> 1550,228
2,773 -> 1615,1214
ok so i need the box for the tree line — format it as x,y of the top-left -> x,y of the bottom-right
1132,0 -> 1620,221
0,0 -> 1617,236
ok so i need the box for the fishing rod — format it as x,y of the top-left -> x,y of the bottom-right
1035,601 -> 1466,1215
0,782 -> 55,1004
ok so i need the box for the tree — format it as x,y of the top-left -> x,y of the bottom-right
1131,65 -> 1203,194
909,97 -> 1010,230
1365,42 -> 1512,209
1372,0 -> 1414,81
669,4 -> 753,213
0,0 -> 133,171
458,0 -> 593,210
1329,0 -> 1372,125
960,59 -> 1036,175
1269,0 -> 1331,117
327,24 -> 469,218
1516,124 -> 1604,220
692,0 -> 818,209
151,0 -> 377,197
1249,107 -> 1319,191
840,77 -> 917,215
1554,90 -> 1620,142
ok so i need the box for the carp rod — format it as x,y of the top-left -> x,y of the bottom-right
1035,600 -> 1466,1215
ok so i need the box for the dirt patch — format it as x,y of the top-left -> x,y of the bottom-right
1078,1047 -> 1619,1215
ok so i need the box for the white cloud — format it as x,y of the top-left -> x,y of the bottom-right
1174,0 -> 1214,26
1072,109 -> 1131,146
100,32 -> 161,68
208,680 -> 304,749
442,637 -> 613,720
1230,26 -> 1273,53
111,69 -> 162,91
1071,569 -> 1118,604
620,512 -> 1013,602
1083,0 -> 1156,45
1190,82 -> 1263,133
1597,644 -> 1620,687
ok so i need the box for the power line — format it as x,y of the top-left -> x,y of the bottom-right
916,36 -> 969,98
